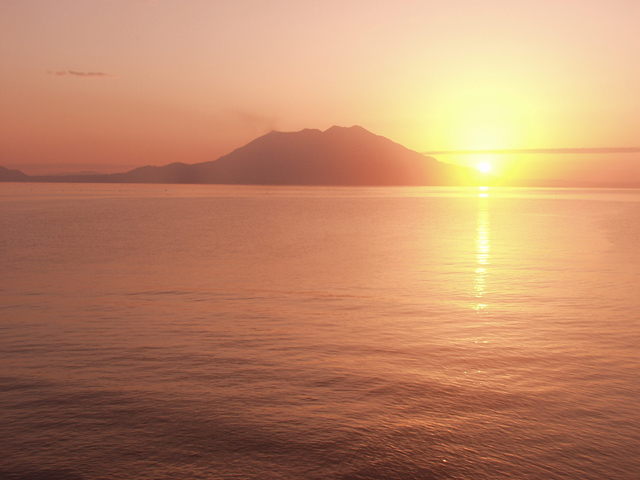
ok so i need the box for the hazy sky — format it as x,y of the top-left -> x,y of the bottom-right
1,0 -> 639,180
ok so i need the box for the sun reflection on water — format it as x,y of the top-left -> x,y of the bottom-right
474,189 -> 490,312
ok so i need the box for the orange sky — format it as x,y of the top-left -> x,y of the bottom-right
1,0 -> 639,181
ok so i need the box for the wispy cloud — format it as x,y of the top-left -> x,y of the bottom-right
49,70 -> 115,78
423,148 -> 640,155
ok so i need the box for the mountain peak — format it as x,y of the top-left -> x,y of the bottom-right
324,125 -> 370,134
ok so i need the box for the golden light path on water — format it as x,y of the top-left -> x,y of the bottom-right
474,186 -> 490,312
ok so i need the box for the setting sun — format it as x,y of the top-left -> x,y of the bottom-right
478,162 -> 492,174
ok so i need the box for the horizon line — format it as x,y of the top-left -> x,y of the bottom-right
423,147 -> 640,155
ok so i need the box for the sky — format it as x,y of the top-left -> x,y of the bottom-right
1,0 -> 639,182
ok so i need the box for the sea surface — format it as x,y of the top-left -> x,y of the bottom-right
1,183 -> 639,480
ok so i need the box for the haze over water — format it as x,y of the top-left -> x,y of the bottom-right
1,184 -> 639,479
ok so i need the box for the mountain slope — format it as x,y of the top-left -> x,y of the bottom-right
0,165 -> 30,182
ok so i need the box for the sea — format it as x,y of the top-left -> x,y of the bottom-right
1,183 -> 639,480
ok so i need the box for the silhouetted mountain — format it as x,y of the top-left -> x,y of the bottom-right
0,165 -> 31,181
184,125 -> 480,185
1,126 -> 482,185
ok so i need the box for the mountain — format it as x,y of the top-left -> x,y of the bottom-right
0,165 -> 31,182
1,126 -> 481,185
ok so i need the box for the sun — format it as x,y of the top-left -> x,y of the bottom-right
478,162 -> 492,174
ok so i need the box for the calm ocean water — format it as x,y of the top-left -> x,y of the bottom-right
1,183 -> 639,480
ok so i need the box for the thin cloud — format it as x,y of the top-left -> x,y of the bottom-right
423,148 -> 640,155
49,70 -> 115,78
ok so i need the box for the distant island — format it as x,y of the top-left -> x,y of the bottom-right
1,126 -> 638,187
1,126 -> 484,186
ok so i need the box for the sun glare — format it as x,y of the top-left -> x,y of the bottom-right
478,162 -> 492,174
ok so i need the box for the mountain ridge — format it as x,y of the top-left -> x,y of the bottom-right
1,125 -> 481,185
